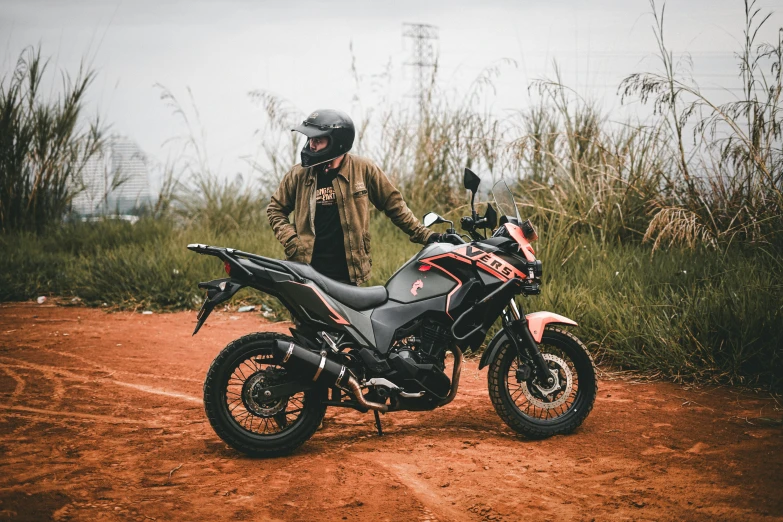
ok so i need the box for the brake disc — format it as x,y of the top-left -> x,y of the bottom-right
520,353 -> 573,410
242,370 -> 287,416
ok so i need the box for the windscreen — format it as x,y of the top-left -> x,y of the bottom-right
491,180 -> 521,222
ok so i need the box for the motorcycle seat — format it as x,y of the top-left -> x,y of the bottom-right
282,261 -> 388,311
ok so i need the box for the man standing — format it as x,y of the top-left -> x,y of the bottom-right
267,109 -> 435,285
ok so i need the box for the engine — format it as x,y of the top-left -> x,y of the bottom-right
387,320 -> 452,400
420,321 -> 451,368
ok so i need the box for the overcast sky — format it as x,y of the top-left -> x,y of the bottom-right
2,0 -> 781,182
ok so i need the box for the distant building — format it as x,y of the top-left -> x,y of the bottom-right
71,136 -> 153,216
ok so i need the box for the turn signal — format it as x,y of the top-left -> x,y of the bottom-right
224,262 -> 231,276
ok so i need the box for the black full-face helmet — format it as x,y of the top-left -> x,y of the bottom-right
292,109 -> 355,168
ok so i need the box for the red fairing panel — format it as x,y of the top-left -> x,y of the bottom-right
526,311 -> 578,343
505,223 -> 536,262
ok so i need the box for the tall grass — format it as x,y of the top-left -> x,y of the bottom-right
537,241 -> 782,390
155,86 -> 269,235
0,47 -> 104,233
621,0 -> 783,251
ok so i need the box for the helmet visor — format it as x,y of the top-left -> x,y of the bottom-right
292,121 -> 334,138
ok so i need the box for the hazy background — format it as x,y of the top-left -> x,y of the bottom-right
2,0 -> 780,183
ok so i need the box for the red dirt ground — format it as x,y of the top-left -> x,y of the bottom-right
0,302 -> 781,522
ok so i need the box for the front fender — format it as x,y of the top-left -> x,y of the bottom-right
478,329 -> 509,370
525,312 -> 577,343
477,312 -> 578,370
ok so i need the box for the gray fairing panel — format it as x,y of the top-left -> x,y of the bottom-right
340,307 -> 376,348
370,295 -> 447,354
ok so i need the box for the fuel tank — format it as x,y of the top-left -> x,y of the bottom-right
385,244 -> 459,303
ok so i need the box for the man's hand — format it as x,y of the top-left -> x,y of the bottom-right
426,233 -> 464,245
283,235 -> 300,258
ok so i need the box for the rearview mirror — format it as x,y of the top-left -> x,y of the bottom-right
423,212 -> 446,227
463,168 -> 480,193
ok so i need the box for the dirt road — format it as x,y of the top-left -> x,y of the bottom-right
0,303 -> 780,521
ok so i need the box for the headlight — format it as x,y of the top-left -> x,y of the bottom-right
533,260 -> 543,279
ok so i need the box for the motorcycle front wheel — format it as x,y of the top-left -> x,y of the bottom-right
488,327 -> 597,439
203,332 -> 326,457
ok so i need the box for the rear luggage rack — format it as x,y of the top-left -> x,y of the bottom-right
187,243 -> 304,282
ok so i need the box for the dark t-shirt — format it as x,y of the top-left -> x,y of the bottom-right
310,165 -> 350,282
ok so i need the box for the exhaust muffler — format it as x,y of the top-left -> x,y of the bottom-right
272,340 -> 388,412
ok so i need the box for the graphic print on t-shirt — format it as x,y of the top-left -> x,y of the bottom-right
315,185 -> 336,206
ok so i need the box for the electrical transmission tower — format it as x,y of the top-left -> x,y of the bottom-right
402,23 -> 439,116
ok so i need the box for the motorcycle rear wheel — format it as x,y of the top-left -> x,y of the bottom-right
488,327 -> 597,439
203,332 -> 326,457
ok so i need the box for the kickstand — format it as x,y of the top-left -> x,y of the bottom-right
373,410 -> 383,437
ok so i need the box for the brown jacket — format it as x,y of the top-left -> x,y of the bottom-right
266,154 -> 433,285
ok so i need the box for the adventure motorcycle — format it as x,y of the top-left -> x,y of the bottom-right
188,168 -> 597,456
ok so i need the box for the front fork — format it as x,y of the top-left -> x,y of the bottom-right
502,299 -> 555,387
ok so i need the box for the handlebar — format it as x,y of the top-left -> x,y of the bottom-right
439,233 -> 466,245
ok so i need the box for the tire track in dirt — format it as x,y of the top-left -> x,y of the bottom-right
109,381 -> 202,404
0,358 -> 70,444
0,357 -> 201,406
312,425 -> 515,461
0,357 -> 88,401
0,366 -> 25,404
0,404 -> 163,426
36,347 -> 203,384
364,456 -> 472,521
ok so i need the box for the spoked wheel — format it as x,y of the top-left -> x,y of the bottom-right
488,328 -> 597,439
204,332 -> 326,457
230,363 -> 304,434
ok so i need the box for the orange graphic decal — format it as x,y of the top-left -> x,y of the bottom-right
289,281 -> 350,325
448,245 -> 527,281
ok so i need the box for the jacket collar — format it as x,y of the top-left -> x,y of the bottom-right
307,154 -> 351,182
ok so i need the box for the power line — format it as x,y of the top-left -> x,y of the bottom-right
403,22 -> 439,116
